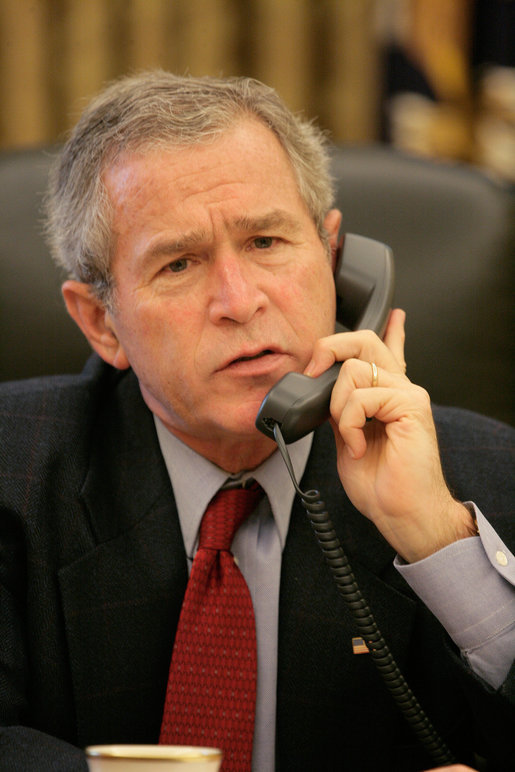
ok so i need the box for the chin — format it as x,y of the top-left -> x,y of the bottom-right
211,399 -> 267,439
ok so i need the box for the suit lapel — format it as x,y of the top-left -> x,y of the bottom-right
58,368 -> 188,746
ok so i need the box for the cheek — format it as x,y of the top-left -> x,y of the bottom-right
282,261 -> 336,332
116,300 -> 195,371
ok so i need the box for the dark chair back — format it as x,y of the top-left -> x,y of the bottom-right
0,146 -> 90,381
332,145 -> 514,425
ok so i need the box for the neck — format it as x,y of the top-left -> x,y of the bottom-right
160,423 -> 278,473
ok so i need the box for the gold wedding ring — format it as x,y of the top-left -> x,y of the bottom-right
370,361 -> 378,387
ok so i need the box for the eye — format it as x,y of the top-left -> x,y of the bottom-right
166,257 -> 190,273
252,236 -> 274,250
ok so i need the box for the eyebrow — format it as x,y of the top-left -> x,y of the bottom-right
143,209 -> 303,262
232,210 -> 303,235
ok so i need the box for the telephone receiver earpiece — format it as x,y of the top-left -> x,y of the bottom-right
333,233 -> 394,335
255,233 -> 395,443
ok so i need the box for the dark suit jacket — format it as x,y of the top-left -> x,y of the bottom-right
0,356 -> 513,771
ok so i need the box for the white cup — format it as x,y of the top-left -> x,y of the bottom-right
85,744 -> 222,772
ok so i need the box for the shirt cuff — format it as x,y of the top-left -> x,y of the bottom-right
475,507 -> 515,585
395,504 -> 515,689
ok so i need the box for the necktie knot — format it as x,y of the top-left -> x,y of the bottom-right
199,482 -> 263,551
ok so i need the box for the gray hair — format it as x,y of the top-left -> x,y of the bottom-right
45,70 -> 335,306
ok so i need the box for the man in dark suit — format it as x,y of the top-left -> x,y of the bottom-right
0,71 -> 513,771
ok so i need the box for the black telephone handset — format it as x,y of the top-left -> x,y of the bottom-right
255,233 -> 394,443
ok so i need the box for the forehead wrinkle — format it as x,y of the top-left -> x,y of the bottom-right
146,227 -> 209,259
170,207 -> 302,240
146,208 -> 303,261
233,209 -> 303,235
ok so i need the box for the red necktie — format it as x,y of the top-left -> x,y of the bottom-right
159,483 -> 263,771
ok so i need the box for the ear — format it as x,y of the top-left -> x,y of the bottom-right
62,280 -> 130,370
323,209 -> 342,270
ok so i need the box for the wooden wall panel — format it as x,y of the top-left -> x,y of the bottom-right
172,0 -> 240,77
0,0 -> 381,148
62,0 -> 112,117
250,0 -> 313,113
319,0 -> 381,143
0,0 -> 49,145
126,0 -> 175,72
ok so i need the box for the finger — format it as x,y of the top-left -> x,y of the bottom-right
330,358 -> 407,417
334,385 -> 423,459
304,329 -> 403,378
334,387 -> 391,459
329,360 -> 403,460
383,308 -> 406,372
303,338 -> 338,377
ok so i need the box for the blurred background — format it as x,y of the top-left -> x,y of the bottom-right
1,0 -> 514,178
0,0 -> 514,424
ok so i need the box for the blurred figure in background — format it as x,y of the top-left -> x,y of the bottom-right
378,0 -> 515,182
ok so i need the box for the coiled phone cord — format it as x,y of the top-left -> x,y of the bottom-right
273,423 -> 456,767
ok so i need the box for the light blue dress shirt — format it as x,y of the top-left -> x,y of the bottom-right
154,417 -> 514,771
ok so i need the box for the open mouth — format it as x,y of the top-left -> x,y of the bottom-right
232,349 -> 274,364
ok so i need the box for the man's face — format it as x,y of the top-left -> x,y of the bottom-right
101,119 -> 339,465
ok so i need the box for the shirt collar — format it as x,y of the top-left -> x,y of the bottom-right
153,416 -> 312,556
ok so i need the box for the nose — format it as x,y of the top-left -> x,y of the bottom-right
207,252 -> 268,325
